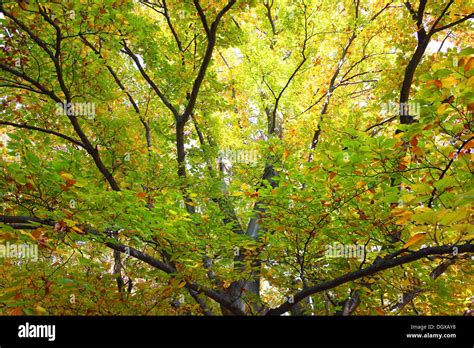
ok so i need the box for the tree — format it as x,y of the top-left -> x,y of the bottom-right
0,0 -> 472,316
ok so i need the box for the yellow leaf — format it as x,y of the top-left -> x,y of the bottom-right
436,103 -> 449,114
441,76 -> 457,88
467,76 -> 474,88
395,213 -> 412,225
60,172 -> 74,181
241,183 -> 251,191
400,156 -> 411,166
401,193 -> 416,203
451,224 -> 472,233
19,230 -> 35,240
71,226 -> 83,234
0,231 -> 16,241
391,207 -> 407,216
403,233 -> 427,249
460,233 -> 474,241
392,208 -> 413,224
101,261 -> 111,269
34,306 -> 47,315
440,210 -> 467,225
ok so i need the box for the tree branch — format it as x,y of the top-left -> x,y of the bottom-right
121,41 -> 180,120
181,0 -> 236,124
193,0 -> 211,37
0,121 -> 86,149
81,36 -> 140,114
0,214 -> 246,315
267,243 -> 473,315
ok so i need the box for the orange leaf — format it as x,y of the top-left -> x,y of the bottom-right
136,192 -> 147,198
31,229 -> 42,240
464,139 -> 474,150
426,79 -> 442,89
10,308 -> 23,315
393,209 -> 413,225
402,233 -> 427,249
66,179 -> 76,187
464,57 -> 474,72
162,286 -> 174,298
412,146 -> 424,155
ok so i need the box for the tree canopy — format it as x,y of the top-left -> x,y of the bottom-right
0,0 -> 473,316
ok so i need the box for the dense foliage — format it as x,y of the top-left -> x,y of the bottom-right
0,0 -> 473,316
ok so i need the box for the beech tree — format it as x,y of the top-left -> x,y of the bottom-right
0,0 -> 473,316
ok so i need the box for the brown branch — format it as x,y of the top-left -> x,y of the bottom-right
267,243 -> 473,315
432,12 -> 474,33
182,0 -> 236,124
1,61 -> 120,191
193,0 -> 211,37
0,214 -> 246,315
80,36 -> 140,114
263,0 -> 277,36
141,0 -> 184,52
0,63 -> 60,102
121,41 -> 179,120
8,4 -> 121,191
0,6 -> 56,63
0,121 -> 86,149
427,136 -> 474,207
364,116 -> 397,132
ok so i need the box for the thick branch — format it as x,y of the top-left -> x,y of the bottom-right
0,215 -> 246,315
182,0 -> 236,124
432,12 -> 474,33
267,243 -> 473,315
